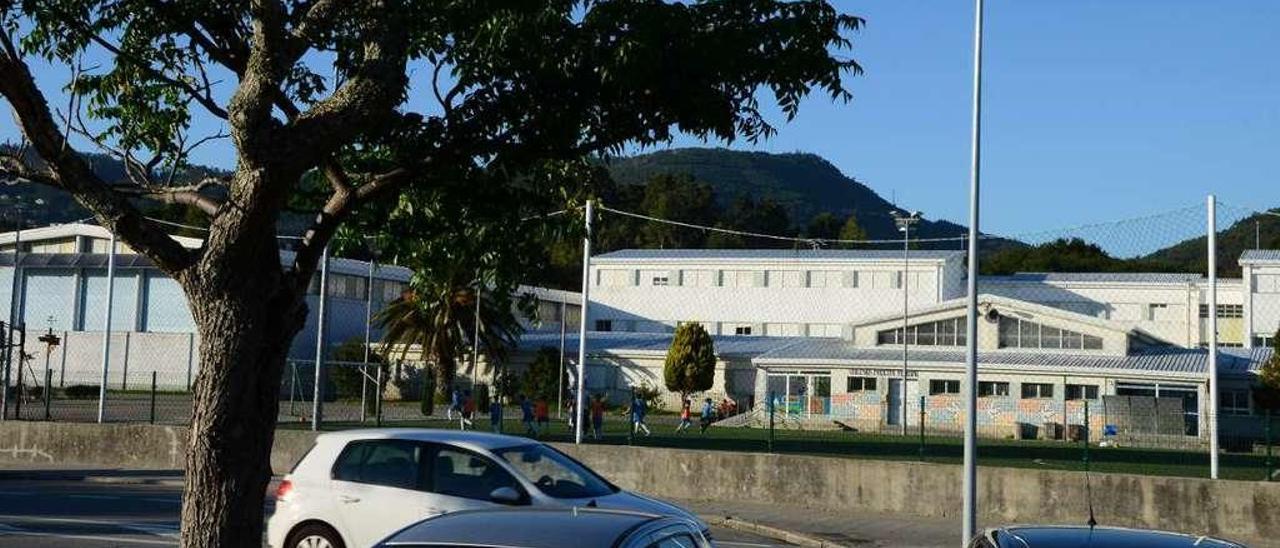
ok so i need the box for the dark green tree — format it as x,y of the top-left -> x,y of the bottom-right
663,323 -> 717,400
638,174 -> 717,249
0,2 -> 862,544
522,347 -> 565,402
805,212 -> 842,240
838,213 -> 868,247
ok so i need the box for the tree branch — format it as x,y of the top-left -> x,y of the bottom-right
114,178 -> 226,217
0,32 -> 196,273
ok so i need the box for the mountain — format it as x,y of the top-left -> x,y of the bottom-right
604,148 -> 976,245
1144,211 -> 1280,278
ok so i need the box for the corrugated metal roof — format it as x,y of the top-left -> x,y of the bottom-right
752,338 -> 1270,378
1240,249 -> 1280,263
0,253 -> 158,269
998,272 -> 1205,284
593,249 -> 965,262
516,332 -> 803,358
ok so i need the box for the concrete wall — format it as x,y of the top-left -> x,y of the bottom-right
1,422 -> 1275,545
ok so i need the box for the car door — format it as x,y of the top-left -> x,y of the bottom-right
424,443 -> 529,514
329,439 -> 438,547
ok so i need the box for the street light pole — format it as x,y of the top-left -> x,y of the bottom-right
962,0 -> 985,543
311,243 -> 330,431
575,199 -> 594,445
97,231 -> 116,423
891,209 -> 921,437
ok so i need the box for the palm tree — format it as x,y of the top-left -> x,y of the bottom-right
375,271 -> 526,397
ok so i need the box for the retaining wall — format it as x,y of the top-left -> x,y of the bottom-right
0,422 -> 1274,545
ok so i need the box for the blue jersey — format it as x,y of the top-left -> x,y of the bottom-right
701,402 -> 714,419
521,400 -> 534,421
631,399 -> 647,420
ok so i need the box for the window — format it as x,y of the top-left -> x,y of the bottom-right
1065,384 -> 1099,401
651,276 -> 669,286
1220,390 -> 1250,416
807,324 -> 843,338
722,270 -> 763,288
1255,274 -> 1280,294
1200,304 -> 1243,318
649,532 -> 702,548
998,316 -> 1102,350
877,318 -> 967,347
431,446 -> 522,501
679,270 -> 714,287
733,325 -> 753,336
847,377 -> 877,392
768,270 -> 805,288
494,444 -> 614,499
597,269 -> 635,287
1021,383 -> 1054,399
594,320 -> 612,332
332,440 -> 424,490
1254,335 -> 1276,348
929,379 -> 960,395
1146,303 -> 1168,321
978,381 -> 1009,397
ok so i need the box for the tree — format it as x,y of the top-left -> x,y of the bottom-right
522,346 -> 565,402
1255,329 -> 1280,411
0,3 -> 861,545
838,213 -> 867,247
664,323 -> 717,400
805,212 -> 842,240
638,174 -> 717,249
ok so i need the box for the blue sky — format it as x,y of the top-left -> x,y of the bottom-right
3,1 -> 1277,237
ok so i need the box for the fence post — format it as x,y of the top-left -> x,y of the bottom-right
375,365 -> 384,428
44,369 -> 51,421
1082,399 -> 1091,473
768,390 -> 775,453
918,395 -> 926,460
1266,409 -> 1273,482
627,386 -> 635,446
288,361 -> 297,417
1,322 -> 10,421
360,363 -> 368,424
14,338 -> 24,420
149,371 -> 157,425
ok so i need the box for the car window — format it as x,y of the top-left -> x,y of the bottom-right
429,446 -> 521,501
648,532 -> 701,548
331,440 -> 424,490
493,444 -> 615,499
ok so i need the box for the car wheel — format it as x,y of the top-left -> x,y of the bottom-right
286,522 -> 345,548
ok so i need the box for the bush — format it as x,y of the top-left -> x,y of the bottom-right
663,323 -> 716,399
522,347 -> 565,401
64,385 -> 100,399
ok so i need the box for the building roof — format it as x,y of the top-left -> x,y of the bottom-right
752,338 -> 1270,379
0,223 -> 204,249
852,294 -> 1126,335
0,250 -> 412,281
1240,249 -> 1280,264
994,272 -> 1206,284
517,285 -> 582,305
516,332 -> 803,359
593,249 -> 965,263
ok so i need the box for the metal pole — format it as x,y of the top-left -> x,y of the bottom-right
474,283 -> 484,387
902,221 -> 910,436
375,364 -> 384,427
149,370 -> 157,424
312,244 -> 330,431
43,368 -> 51,421
962,0 -> 985,542
361,259 -> 375,423
558,301 -> 567,419
768,390 -> 775,452
1208,195 -> 1220,479
919,395 -> 926,460
1,322 -> 9,421
1083,400 -> 1091,471
97,232 -> 116,424
575,200 -> 594,444
14,331 -> 23,419
1265,409 -> 1273,481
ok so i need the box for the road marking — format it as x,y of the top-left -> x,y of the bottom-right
0,528 -> 178,546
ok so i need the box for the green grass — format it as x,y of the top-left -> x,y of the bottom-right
282,412 -> 1279,482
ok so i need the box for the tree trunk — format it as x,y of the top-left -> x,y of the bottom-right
178,253 -> 307,547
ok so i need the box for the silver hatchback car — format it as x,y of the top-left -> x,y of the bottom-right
267,429 -> 709,548
375,508 -> 710,548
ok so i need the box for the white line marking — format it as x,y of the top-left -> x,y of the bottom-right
0,528 -> 178,546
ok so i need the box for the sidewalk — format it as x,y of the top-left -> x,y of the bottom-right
680,499 -> 957,548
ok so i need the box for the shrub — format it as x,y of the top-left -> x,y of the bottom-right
522,347 -> 565,401
64,385 -> 100,399
663,323 -> 716,400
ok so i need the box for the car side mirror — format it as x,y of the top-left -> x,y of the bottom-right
489,486 -> 524,506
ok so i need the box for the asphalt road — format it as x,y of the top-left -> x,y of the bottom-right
0,477 -> 791,547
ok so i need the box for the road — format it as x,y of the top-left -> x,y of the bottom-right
0,477 -> 791,547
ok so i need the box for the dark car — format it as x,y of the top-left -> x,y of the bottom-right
375,507 -> 711,548
968,525 -> 1246,548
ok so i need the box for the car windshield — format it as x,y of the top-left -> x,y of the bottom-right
494,444 -> 617,499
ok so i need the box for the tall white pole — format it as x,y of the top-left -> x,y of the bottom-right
962,0 -> 985,542
558,300 -> 567,419
575,200 -> 594,444
1208,195 -> 1219,479
96,232 -> 116,423
474,284 -> 484,388
361,259 -> 376,423
311,244 -> 330,431
901,221 -> 910,436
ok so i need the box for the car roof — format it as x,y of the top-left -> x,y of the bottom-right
989,525 -> 1243,548
314,428 -> 535,452
378,508 -> 667,547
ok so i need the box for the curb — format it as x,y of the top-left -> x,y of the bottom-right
701,514 -> 850,548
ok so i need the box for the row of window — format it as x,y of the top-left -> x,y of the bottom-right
844,377 -> 1101,401
307,274 -> 406,301
997,316 -> 1104,350
1199,304 -> 1244,319
599,268 -> 927,290
593,319 -> 842,338
876,317 -> 968,347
